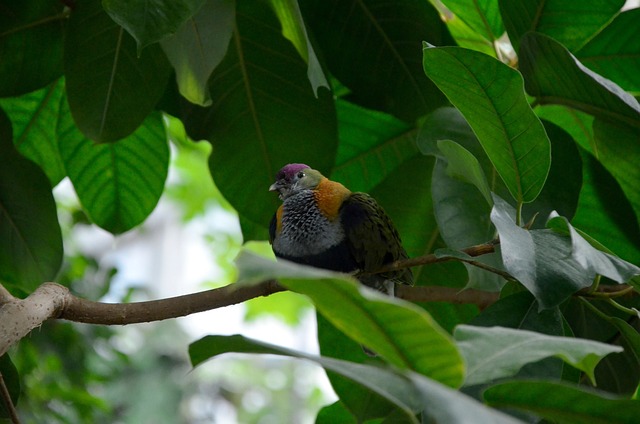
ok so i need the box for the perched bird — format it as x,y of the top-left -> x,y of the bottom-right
268,163 -> 413,296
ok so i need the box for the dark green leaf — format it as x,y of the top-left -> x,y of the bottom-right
315,401 -> 356,424
440,0 -> 504,42
331,100 -> 417,193
0,0 -> 64,96
437,139 -> 492,205
300,0 -> 453,121
576,9 -> 640,92
455,325 -> 621,386
431,159 -> 503,291
484,380 -> 640,424
546,214 -> 640,283
572,152 -> 640,265
499,0 -> 625,52
268,0 -> 329,95
490,194 -> 593,309
0,79 -> 66,185
0,108 -> 62,290
183,0 -> 337,238
189,334 -> 421,423
519,32 -> 640,129
160,0 -> 235,106
103,0 -> 205,50
422,45 -> 551,203
592,120 -> 640,226
58,108 -> 168,234
521,120 -> 583,226
0,354 -> 20,418
64,0 -> 171,142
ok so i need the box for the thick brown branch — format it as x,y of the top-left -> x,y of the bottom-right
60,280 -> 286,324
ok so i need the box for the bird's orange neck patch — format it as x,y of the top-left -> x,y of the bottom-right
314,178 -> 351,220
276,204 -> 284,234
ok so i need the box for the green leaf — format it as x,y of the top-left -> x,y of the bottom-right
160,0 -> 235,106
189,334 -> 422,423
0,0 -> 65,96
440,0 -> 504,42
58,109 -> 169,234
0,108 -> 62,290
331,100 -> 418,193
437,139 -> 492,205
64,0 -> 171,142
267,0 -> 329,95
300,0 -> 453,121
431,159 -> 503,291
546,214 -> 640,284
484,380 -> 640,424
407,372 -> 524,424
189,333 -> 522,424
422,45 -> 551,203
499,0 -> 625,52
0,354 -> 20,419
572,152 -> 640,265
315,401 -> 356,424
591,120 -> 640,226
234,251 -> 465,387
490,194 -> 593,309
103,0 -> 206,50
455,325 -> 622,386
519,32 -> 640,129
0,79 -> 66,185
181,0 -> 337,238
576,9 -> 640,93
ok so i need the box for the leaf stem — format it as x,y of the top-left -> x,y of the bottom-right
605,298 -> 637,316
0,371 -> 19,424
516,201 -> 523,227
0,10 -> 70,38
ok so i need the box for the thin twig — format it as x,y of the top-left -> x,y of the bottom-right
0,372 -> 19,424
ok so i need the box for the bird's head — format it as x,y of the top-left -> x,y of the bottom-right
269,163 -> 324,200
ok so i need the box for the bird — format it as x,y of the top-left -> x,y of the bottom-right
268,163 -> 413,297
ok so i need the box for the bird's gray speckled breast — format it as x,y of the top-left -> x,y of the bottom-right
272,191 -> 345,257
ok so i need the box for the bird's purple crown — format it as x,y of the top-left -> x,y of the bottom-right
276,163 -> 310,180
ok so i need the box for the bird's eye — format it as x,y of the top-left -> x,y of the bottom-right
297,171 -> 305,178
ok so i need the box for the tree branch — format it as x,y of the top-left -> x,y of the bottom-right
0,371 -> 19,424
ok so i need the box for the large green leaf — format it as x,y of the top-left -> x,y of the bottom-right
300,0 -> 453,121
189,334 -> 522,423
572,152 -> 640,265
234,251 -> 465,387
499,0 -> 625,52
160,0 -> 235,106
0,79 -> 66,185
422,45 -> 551,203
103,0 -> 206,50
182,0 -> 337,237
519,32 -> 640,129
455,325 -> 622,386
0,108 -> 62,290
546,214 -> 640,283
431,158 -> 504,291
58,108 -> 169,234
64,0 -> 171,142
268,0 -> 329,95
591,120 -> 640,226
490,194 -> 592,309
437,139 -> 492,205
0,0 -> 64,96
440,0 -> 504,42
484,380 -> 640,424
576,8 -> 640,93
190,334 -> 421,423
331,100 -> 418,193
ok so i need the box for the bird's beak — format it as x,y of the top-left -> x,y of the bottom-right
269,182 -> 280,192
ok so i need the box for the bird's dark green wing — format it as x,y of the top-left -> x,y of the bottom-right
339,193 -> 413,285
